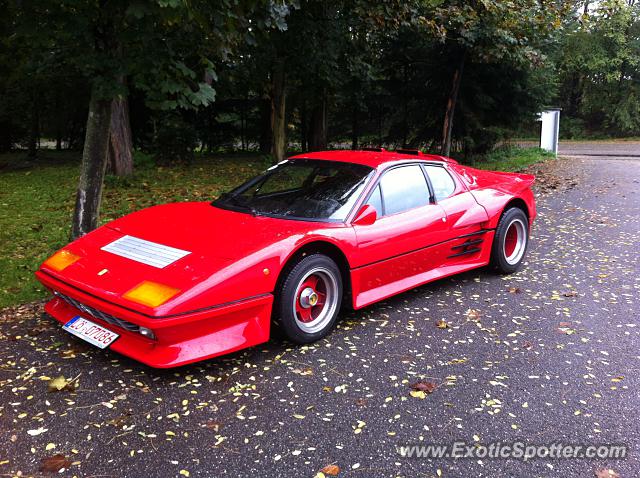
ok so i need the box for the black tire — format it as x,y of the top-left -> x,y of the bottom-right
491,207 -> 529,274
275,254 -> 343,344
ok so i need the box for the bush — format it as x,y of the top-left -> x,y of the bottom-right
132,150 -> 155,169
559,116 -> 587,140
152,113 -> 197,164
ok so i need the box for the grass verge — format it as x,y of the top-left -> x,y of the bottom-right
459,146 -> 554,171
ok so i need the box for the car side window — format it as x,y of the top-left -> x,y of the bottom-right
424,165 -> 456,201
366,184 -> 383,214
379,165 -> 430,216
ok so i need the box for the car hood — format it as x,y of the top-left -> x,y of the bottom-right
41,202 -> 332,316
106,202 -> 316,261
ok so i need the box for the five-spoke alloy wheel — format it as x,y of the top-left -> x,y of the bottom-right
491,207 -> 530,274
276,254 -> 343,343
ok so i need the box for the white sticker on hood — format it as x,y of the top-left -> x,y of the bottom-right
101,235 -> 191,268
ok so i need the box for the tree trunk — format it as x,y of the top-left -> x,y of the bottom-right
55,93 -> 62,150
28,93 -> 39,158
378,102 -> 383,146
270,60 -> 286,163
308,91 -> 327,150
441,51 -> 466,157
300,101 -> 308,152
107,96 -> 133,176
206,106 -> 215,153
351,104 -> 359,150
402,65 -> 408,148
71,88 -> 113,240
259,98 -> 272,154
240,95 -> 247,151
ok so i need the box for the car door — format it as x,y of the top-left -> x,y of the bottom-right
422,164 -> 490,263
351,164 -> 448,307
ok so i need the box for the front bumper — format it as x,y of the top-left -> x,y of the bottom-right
36,270 -> 273,368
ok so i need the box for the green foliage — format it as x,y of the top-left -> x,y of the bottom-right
2,0 -> 637,162
459,146 -> 554,171
555,0 -> 640,135
11,0 -> 293,108
132,150 -> 156,169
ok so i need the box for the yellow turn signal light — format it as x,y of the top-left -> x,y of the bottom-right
43,250 -> 81,272
123,281 -> 180,308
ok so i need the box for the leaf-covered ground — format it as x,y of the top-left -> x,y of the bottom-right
1,154 -> 638,478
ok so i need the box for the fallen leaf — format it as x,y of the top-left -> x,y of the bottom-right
595,469 -> 620,478
40,454 -> 72,473
27,427 -> 48,436
435,320 -> 449,329
204,420 -> 221,431
47,375 -> 78,393
557,322 -> 576,334
563,290 -> 578,297
466,309 -> 481,321
411,381 -> 437,394
321,464 -> 340,476
508,287 -> 521,294
48,376 -> 69,392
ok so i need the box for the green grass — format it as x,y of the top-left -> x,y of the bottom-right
0,146 -> 552,309
459,146 -> 554,171
0,151 -> 270,308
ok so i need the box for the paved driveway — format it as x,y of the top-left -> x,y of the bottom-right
515,140 -> 640,160
0,155 -> 638,478
559,141 -> 639,160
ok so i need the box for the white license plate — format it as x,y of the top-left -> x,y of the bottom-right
63,316 -> 119,349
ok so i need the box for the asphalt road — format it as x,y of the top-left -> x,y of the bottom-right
558,141 -> 639,159
517,140 -> 640,160
0,154 -> 638,478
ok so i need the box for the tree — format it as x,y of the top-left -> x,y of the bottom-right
13,0 -> 292,238
556,0 -> 640,135
420,0 -> 568,155
108,95 -> 134,176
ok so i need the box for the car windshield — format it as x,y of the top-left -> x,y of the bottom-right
212,159 -> 374,221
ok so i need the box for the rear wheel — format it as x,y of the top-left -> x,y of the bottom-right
491,207 -> 529,274
275,254 -> 343,344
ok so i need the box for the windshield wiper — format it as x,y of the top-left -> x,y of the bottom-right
215,193 -> 260,216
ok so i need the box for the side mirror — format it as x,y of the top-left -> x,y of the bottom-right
352,204 -> 377,226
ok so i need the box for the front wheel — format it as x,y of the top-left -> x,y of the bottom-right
491,207 -> 529,274
275,254 -> 343,344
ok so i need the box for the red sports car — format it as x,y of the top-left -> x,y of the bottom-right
36,149 -> 535,367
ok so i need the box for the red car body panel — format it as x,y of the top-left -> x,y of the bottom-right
35,150 -> 536,367
36,271 -> 273,367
